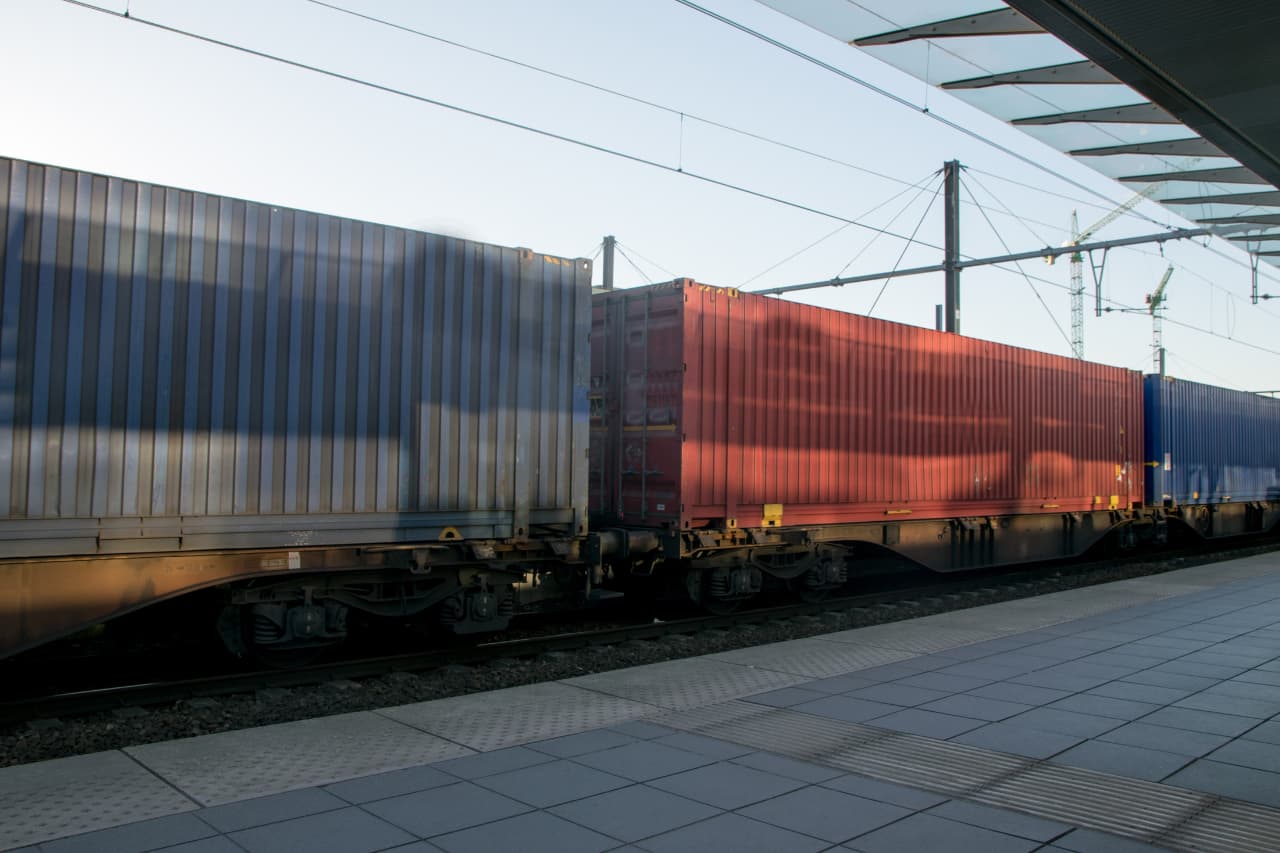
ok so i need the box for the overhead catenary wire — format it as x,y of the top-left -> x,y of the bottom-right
614,244 -> 657,284
961,174 -> 1073,349
867,178 -> 942,316
617,242 -> 679,280
740,170 -> 941,287
60,0 -> 944,253
669,0 -> 1172,232
300,0 -> 930,193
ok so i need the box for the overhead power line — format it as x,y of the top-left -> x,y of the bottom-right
670,0 -> 1171,231
60,0 -> 944,253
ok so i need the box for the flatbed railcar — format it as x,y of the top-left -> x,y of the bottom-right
587,281 -> 1277,610
0,156 -> 594,663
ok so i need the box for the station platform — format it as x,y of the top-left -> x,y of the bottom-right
4,551 -> 1280,852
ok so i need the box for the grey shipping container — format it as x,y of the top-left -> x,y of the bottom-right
0,156 -> 592,556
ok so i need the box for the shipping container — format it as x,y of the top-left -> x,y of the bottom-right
591,281 -> 1144,533
0,156 -> 591,557
1144,374 -> 1280,506
0,156 -> 592,658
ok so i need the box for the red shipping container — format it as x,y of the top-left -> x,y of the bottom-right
590,281 -> 1144,532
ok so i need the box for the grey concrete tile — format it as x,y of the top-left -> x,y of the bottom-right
1209,679 -> 1280,703
527,729 -> 637,757
1184,651 -> 1276,669
637,812 -> 828,853
1121,669 -> 1220,691
1044,661 -> 1139,681
1173,692 -> 1278,718
362,782 -> 531,837
1051,828 -> 1177,852
607,720 -> 679,740
1139,706 -> 1261,737
1206,738 -> 1280,773
730,751 -> 844,783
1151,660 -> 1247,679
843,812 -> 1039,853
845,661 -> 938,681
821,774 -> 947,810
1010,671 -> 1111,692
1163,760 -> 1280,808
740,786 -> 909,843
323,765 -> 457,804
229,806 -> 414,853
804,673 -> 881,694
155,839 -> 246,853
40,815 -> 214,853
1086,681 -> 1192,705
1001,708 -> 1124,738
474,759 -> 630,806
792,695 -> 901,724
549,785 -> 719,843
952,723 -> 1084,759
965,682 -> 1072,706
918,694 -> 1032,722
866,708 -> 986,738
648,761 -> 806,809
927,800 -> 1070,841
745,686 -> 831,707
1076,652 -> 1165,671
933,661 -> 1032,681
1234,669 -> 1280,688
974,653 -> 1061,673
1241,719 -> 1280,744
1049,740 -> 1192,782
381,843 -> 445,853
573,742 -> 716,782
1108,644 -> 1184,662
1046,694 -> 1161,721
896,672 -> 994,693
198,787 -> 346,831
651,732 -> 754,759
429,745 -> 554,781
843,683 -> 953,707
429,809 -> 617,853
1096,722 -> 1230,758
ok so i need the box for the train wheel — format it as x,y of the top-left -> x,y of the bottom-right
686,566 -> 761,614
217,602 -> 347,668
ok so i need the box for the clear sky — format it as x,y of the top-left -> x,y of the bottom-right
3,0 -> 1277,392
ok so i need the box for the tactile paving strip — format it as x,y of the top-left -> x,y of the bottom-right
127,711 -> 471,805
565,657 -> 809,710
657,700 -> 1280,853
378,681 -> 657,751
706,637 -> 918,677
0,750 -> 196,849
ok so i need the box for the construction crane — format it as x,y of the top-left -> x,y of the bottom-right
1063,186 -> 1163,359
1058,157 -> 1200,359
1147,264 -> 1174,375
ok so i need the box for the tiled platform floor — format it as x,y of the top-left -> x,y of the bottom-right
4,551 -> 1280,852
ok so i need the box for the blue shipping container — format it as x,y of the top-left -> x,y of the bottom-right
1144,374 -> 1280,505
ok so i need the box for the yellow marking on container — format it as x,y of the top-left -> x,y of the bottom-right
439,526 -> 461,541
885,509 -> 912,515
622,424 -> 677,432
1109,496 -> 1119,509
762,504 -> 783,527
1041,504 -> 1059,509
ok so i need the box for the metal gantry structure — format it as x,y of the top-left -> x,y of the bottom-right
1148,265 -> 1174,375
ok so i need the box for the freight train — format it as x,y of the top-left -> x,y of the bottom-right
1,156 -> 1277,664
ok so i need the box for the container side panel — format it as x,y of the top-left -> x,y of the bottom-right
0,157 -> 589,558
1145,374 -> 1280,504
593,281 -> 1144,529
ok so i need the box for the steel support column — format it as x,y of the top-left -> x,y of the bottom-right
943,160 -> 961,333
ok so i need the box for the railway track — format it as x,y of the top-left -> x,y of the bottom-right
4,536 -> 1276,731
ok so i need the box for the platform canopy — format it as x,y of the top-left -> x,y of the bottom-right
758,0 -> 1280,266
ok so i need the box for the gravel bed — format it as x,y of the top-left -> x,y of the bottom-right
2,542 -> 1276,768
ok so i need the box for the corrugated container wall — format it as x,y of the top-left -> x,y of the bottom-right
591,281 -> 1144,530
1144,374 -> 1280,505
0,157 -> 592,558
